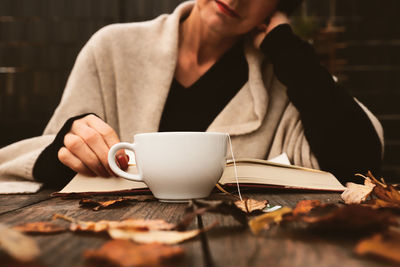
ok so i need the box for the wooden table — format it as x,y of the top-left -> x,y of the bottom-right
0,189 -> 396,267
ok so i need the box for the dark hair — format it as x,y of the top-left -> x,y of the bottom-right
277,0 -> 303,15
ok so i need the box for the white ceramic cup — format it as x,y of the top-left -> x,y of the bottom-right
108,132 -> 228,202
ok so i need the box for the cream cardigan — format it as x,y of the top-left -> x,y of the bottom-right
0,1 -> 383,181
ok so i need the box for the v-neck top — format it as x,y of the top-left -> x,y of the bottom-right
158,40 -> 248,132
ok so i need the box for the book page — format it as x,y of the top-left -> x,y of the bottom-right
219,160 -> 345,191
58,166 -> 147,194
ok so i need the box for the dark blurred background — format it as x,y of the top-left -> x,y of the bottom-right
0,0 -> 399,181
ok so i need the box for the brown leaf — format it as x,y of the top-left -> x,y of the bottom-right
341,178 -> 375,204
355,228 -> 400,264
298,204 -> 398,234
79,195 -> 155,211
108,222 -> 217,245
84,239 -> 184,267
70,218 -> 175,233
248,206 -> 292,235
234,198 -> 268,214
292,200 -> 322,216
53,213 -> 175,233
373,184 -> 400,205
364,198 -> 400,210
0,223 -> 40,262
13,222 -> 67,234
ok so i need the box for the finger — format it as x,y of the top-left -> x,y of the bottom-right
70,121 -> 114,176
116,154 -> 129,171
64,133 -> 110,177
83,115 -> 128,171
83,115 -> 120,148
58,147 -> 96,177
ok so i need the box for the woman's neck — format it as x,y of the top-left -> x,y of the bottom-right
179,6 -> 238,66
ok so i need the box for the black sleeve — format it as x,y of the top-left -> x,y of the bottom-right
32,113 -> 94,189
260,24 -> 382,183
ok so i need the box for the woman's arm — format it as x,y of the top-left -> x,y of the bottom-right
257,20 -> 382,181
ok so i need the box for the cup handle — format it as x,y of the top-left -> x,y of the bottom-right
108,142 -> 143,182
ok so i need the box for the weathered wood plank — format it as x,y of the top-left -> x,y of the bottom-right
201,192 -> 396,267
0,189 -> 54,215
0,196 -> 205,267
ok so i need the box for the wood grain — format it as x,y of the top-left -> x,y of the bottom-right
0,196 -> 205,267
0,189 -> 53,215
200,192 -> 397,267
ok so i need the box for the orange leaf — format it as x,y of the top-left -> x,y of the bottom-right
13,222 -> 67,234
355,229 -> 400,264
298,205 -> 398,233
373,184 -> 400,205
108,222 -> 217,245
248,207 -> 292,235
292,200 -> 322,216
79,195 -> 155,211
69,218 -> 175,233
84,240 -> 184,267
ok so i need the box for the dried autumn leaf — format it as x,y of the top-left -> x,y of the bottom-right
298,205 -> 398,234
70,219 -> 175,233
108,222 -> 217,245
13,222 -> 67,234
292,200 -> 322,216
0,223 -> 40,262
79,195 -> 155,211
364,198 -> 400,210
355,228 -> 400,264
234,198 -> 268,214
53,213 -> 174,233
341,178 -> 375,204
249,206 -> 292,235
84,239 -> 184,267
373,184 -> 400,205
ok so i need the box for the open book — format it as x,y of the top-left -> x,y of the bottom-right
56,155 -> 345,196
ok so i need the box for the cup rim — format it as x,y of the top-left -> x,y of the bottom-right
134,132 -> 228,138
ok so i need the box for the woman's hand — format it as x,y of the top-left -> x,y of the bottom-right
58,114 -> 129,177
253,11 -> 290,49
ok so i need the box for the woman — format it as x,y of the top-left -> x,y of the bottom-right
0,0 -> 383,188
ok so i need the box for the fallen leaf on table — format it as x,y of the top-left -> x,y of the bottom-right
364,198 -> 400,209
297,204 -> 398,234
248,206 -> 292,235
53,213 -> 174,233
341,172 -> 400,211
234,198 -> 268,214
71,219 -> 175,233
13,222 -> 67,234
372,184 -> 400,205
0,223 -> 40,262
292,200 -> 322,216
109,228 -> 202,245
79,195 -> 155,211
84,239 -> 184,267
109,222 -> 217,245
341,178 -> 375,204
355,228 -> 400,264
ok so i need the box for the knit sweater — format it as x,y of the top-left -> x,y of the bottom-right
0,1 -> 384,184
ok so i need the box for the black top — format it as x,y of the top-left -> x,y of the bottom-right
159,39 -> 248,132
33,24 -> 382,188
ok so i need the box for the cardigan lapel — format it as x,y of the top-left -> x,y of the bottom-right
207,40 -> 273,136
118,2 -> 194,140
